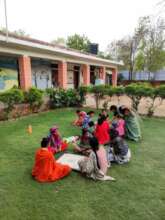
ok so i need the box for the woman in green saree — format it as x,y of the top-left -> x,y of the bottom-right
123,107 -> 141,142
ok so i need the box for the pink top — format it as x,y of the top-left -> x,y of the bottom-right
79,111 -> 87,118
96,145 -> 108,174
116,119 -> 125,136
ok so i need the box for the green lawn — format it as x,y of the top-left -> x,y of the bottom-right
0,109 -> 165,220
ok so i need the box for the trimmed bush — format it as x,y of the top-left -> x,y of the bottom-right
112,86 -> 125,96
112,86 -> 125,103
78,86 -> 89,104
0,88 -> 24,119
49,88 -> 81,108
155,85 -> 165,99
145,85 -> 165,117
125,83 -> 153,111
24,87 -> 43,111
0,83 -> 164,120
89,85 -> 109,109
85,83 -> 164,116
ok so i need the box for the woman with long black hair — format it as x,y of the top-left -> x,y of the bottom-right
78,137 -> 115,181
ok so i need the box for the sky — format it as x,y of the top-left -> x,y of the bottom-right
0,0 -> 163,51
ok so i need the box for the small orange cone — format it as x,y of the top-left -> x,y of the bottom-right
27,125 -> 32,134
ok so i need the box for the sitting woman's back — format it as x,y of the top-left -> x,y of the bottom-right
108,129 -> 131,164
96,145 -> 108,174
78,137 -> 115,181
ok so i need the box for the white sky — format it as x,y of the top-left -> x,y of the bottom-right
0,0 -> 162,50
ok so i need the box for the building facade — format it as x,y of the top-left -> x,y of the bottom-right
0,32 -> 123,91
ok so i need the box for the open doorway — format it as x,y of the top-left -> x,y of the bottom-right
74,65 -> 80,89
51,63 -> 59,87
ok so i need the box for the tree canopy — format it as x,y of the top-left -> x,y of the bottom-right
66,34 -> 91,52
106,16 -> 165,79
0,28 -> 30,37
51,37 -> 66,47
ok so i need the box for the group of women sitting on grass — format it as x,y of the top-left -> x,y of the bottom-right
32,105 -> 141,182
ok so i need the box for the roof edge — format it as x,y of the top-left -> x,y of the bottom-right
0,31 -> 123,66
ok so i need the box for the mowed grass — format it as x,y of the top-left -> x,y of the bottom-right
0,108 -> 165,220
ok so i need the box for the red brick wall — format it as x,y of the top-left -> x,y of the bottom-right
99,66 -> 106,81
82,64 -> 90,86
112,68 -> 117,87
58,61 -> 67,89
18,56 -> 32,90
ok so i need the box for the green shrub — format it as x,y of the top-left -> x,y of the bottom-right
89,85 -> 108,109
24,87 -> 43,111
155,85 -> 165,99
112,86 -> 125,96
49,88 -> 81,108
76,83 -> 165,117
102,101 -> 109,110
125,83 -> 152,111
78,86 -> 89,104
66,89 -> 81,106
45,88 -> 54,96
146,85 -> 165,117
107,86 -> 115,98
0,88 -> 24,119
112,86 -> 125,103
52,89 -> 68,107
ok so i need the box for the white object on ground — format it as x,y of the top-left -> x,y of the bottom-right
102,176 -> 116,181
63,136 -> 78,143
57,153 -> 85,171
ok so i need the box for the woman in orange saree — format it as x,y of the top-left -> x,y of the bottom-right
32,138 -> 71,183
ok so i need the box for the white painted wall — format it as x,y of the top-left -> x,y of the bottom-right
67,70 -> 74,89
84,94 -> 165,117
32,65 -> 52,90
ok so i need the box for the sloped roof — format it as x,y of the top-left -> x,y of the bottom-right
0,31 -> 123,67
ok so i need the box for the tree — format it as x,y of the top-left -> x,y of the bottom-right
106,16 -> 165,80
97,51 -> 112,59
66,34 -> 91,52
156,0 -> 165,14
0,27 -> 30,37
51,37 -> 66,46
107,36 -> 139,80
135,16 -> 165,78
13,29 -> 30,37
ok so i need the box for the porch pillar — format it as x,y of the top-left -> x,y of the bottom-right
58,61 -> 67,89
82,64 -> 90,86
112,68 -> 118,87
99,66 -> 106,83
18,56 -> 32,90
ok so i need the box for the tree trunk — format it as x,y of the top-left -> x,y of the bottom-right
95,95 -> 99,110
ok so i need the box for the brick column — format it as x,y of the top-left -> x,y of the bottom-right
58,61 -> 67,89
99,66 -> 106,83
112,68 -> 117,87
18,56 -> 32,90
82,64 -> 90,86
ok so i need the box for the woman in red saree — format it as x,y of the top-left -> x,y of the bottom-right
32,138 -> 71,182
95,115 -> 110,145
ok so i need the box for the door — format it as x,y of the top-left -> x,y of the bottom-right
74,66 -> 80,89
51,69 -> 59,87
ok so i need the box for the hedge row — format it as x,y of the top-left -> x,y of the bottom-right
0,87 -> 83,119
79,83 -> 165,99
46,88 -> 82,108
0,83 -> 165,119
0,87 -> 43,119
79,83 -> 165,113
